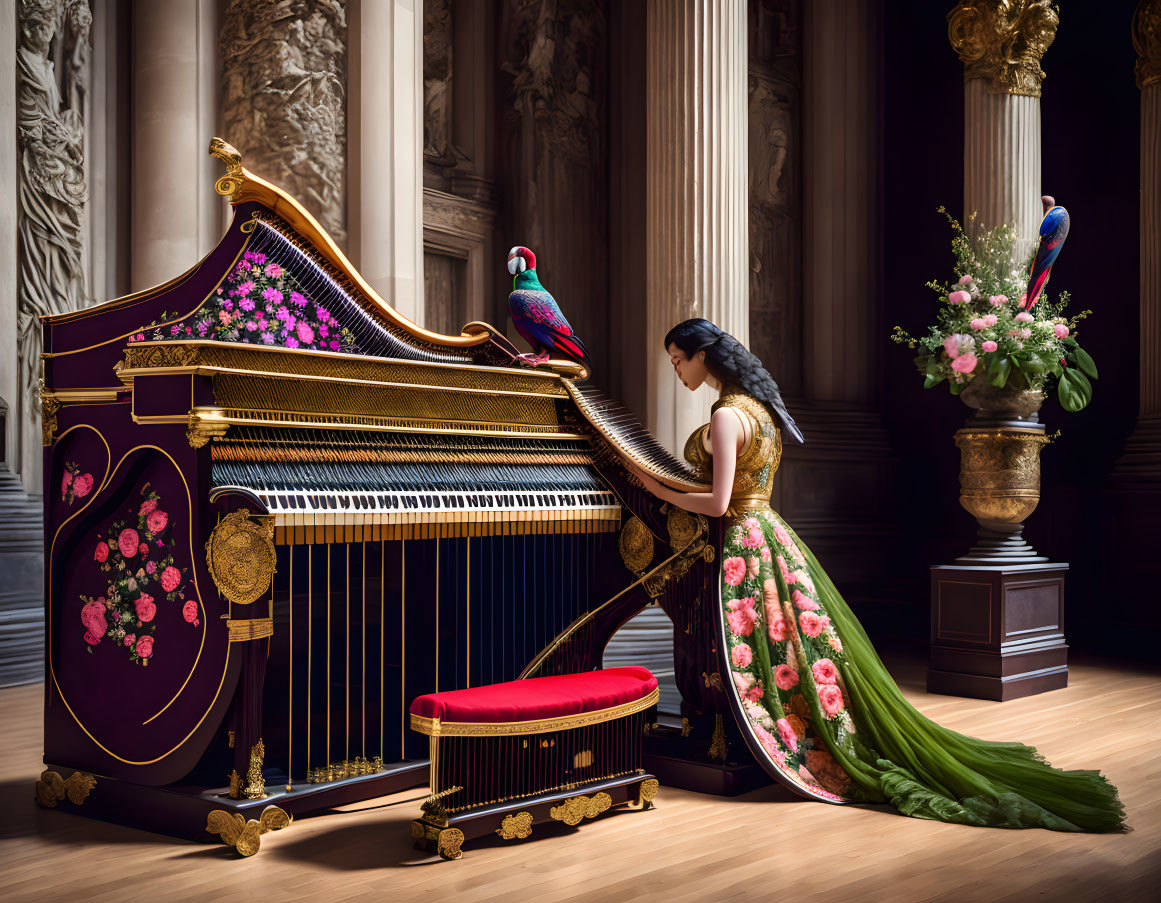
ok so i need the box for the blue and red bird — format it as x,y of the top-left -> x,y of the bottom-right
1023,202 -> 1070,310
506,246 -> 590,371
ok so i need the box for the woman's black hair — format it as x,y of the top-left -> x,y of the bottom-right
663,318 -> 804,444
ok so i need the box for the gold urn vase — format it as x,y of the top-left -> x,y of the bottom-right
953,380 -> 1050,564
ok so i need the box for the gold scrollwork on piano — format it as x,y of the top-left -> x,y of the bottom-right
496,811 -> 534,840
548,791 -> 612,826
205,805 -> 291,857
40,380 -> 61,446
619,516 -> 654,574
187,408 -> 231,448
205,509 -> 276,605
226,618 -> 274,642
306,756 -> 385,784
35,769 -> 96,807
210,137 -> 245,200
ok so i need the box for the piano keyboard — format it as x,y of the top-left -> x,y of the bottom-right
247,487 -> 620,544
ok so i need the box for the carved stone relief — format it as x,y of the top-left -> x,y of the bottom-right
17,0 -> 91,400
748,0 -> 802,396
424,0 -> 454,163
219,0 -> 347,245
497,0 -> 607,349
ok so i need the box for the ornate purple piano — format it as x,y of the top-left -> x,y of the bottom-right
36,139 -> 727,854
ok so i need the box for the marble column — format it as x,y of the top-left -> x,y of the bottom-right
948,0 -> 1059,259
646,0 -> 750,455
1115,0 -> 1161,486
348,0 -> 425,327
131,0 -> 218,291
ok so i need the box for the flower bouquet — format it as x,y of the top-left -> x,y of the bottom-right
892,208 -> 1097,413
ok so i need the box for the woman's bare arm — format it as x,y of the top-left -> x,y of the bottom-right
628,407 -> 739,517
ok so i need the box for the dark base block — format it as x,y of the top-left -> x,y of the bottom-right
411,772 -> 657,860
643,727 -> 770,796
926,665 -> 1068,701
928,562 -> 1069,702
35,760 -> 427,854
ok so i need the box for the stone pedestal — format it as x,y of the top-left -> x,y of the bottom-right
927,563 -> 1068,701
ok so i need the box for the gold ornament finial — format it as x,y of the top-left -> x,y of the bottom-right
1134,0 -> 1161,89
209,137 -> 246,200
948,0 -> 1060,97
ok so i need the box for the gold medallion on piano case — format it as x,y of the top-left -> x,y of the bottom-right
205,509 -> 276,605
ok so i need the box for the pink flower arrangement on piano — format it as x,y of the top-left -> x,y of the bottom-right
127,248 -> 359,354
890,206 -> 1098,412
80,483 -> 195,665
60,460 -> 94,506
203,249 -> 358,352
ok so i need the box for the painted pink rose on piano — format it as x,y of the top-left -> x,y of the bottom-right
81,484 -> 192,664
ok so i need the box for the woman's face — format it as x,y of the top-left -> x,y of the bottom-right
668,343 -> 712,392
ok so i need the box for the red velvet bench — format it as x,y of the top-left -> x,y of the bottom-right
408,667 -> 660,859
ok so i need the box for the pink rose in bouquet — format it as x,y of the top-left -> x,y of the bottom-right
160,566 -> 182,593
182,599 -> 200,626
73,473 -> 93,498
723,556 -> 747,586
731,643 -> 753,667
799,611 -> 825,637
139,498 -> 158,517
94,541 -> 109,563
818,683 -> 845,717
135,636 -> 154,659
134,594 -> 157,623
811,658 -> 839,685
725,596 -> 758,637
123,634 -> 136,647
118,528 -> 140,558
146,510 -> 168,533
81,601 -> 108,641
773,664 -> 799,690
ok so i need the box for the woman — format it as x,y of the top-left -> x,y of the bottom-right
628,318 -> 1126,832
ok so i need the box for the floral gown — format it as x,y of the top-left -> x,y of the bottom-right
688,389 -> 1125,832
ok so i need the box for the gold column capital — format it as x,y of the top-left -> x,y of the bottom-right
948,0 -> 1060,97
1134,0 -> 1161,89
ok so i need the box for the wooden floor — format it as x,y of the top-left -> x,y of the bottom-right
2,652 -> 1160,902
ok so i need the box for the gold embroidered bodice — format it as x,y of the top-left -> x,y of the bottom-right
682,389 -> 782,515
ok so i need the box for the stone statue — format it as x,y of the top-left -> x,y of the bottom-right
219,0 -> 348,245
16,0 -> 91,400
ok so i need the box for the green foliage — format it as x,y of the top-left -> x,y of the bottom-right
891,208 -> 1097,413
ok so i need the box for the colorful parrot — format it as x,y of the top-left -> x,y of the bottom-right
1022,203 -> 1070,310
506,246 -> 590,370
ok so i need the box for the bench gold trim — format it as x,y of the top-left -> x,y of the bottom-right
409,687 -> 659,737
